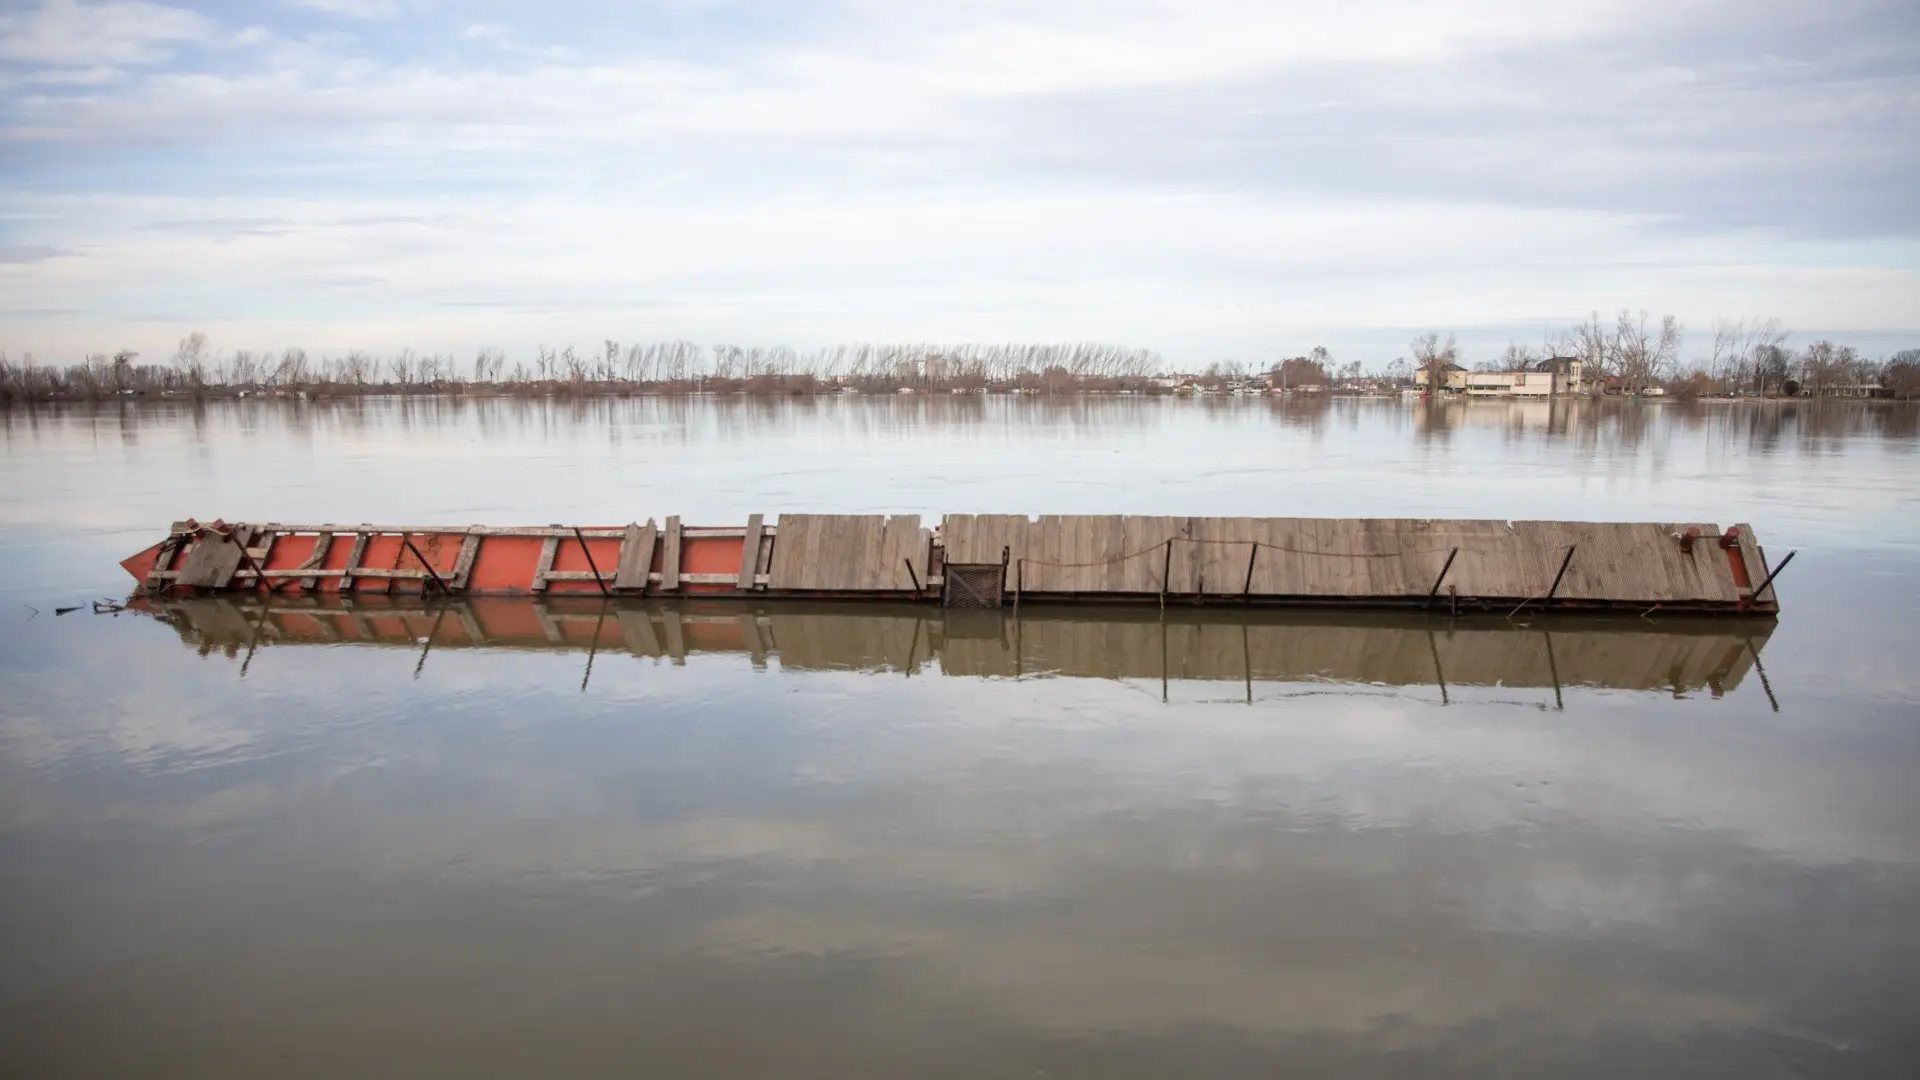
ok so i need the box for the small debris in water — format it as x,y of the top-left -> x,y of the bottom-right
55,605 -> 83,616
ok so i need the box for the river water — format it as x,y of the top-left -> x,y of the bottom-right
2,396 -> 1917,1078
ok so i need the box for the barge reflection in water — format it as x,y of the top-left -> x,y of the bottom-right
142,596 -> 1775,704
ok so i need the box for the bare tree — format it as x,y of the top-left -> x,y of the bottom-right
1885,348 -> 1920,399
274,347 -> 309,388
174,332 -> 210,389
387,349 -> 418,388
111,349 -> 137,392
1713,316 -> 1790,394
1498,343 -> 1542,371
1796,340 -> 1859,395
1410,332 -> 1459,393
230,349 -> 260,388
1611,310 -> 1682,395
1567,312 -> 1613,390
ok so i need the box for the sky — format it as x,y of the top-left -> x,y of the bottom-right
0,0 -> 1916,369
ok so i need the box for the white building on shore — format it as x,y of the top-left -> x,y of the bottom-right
1415,358 -> 1589,397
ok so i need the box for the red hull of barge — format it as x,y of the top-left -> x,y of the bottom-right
122,523 -> 764,598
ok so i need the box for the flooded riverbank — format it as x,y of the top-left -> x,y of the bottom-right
2,397 -> 1916,1077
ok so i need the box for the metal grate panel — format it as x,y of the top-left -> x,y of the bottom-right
943,563 -> 1005,609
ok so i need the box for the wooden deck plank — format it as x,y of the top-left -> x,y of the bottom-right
529,536 -> 559,593
1734,523 -> 1775,606
659,516 -> 682,592
613,521 -> 657,592
450,530 -> 482,592
175,532 -> 245,589
338,531 -> 371,593
768,514 -> 928,591
737,514 -> 765,589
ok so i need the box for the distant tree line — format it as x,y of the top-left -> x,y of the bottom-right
4,320 -> 1915,404
0,337 -> 1166,403
1408,311 -> 1917,399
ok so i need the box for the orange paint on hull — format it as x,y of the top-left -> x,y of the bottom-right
126,528 -> 748,597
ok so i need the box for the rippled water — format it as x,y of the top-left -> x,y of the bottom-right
2,396 -> 1917,1078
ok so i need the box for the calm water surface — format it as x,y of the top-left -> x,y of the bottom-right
2,396 -> 1917,1078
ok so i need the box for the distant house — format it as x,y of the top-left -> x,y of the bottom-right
1411,363 -> 1468,392
1816,383 -> 1889,399
1415,358 -> 1587,397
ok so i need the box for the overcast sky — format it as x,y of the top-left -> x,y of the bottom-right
1,0 -> 1915,367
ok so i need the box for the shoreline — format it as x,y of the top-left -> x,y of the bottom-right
3,382 -> 1912,407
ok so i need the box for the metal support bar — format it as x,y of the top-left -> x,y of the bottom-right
903,557 -> 924,597
1242,541 -> 1259,598
1743,550 -> 1795,610
1424,547 -> 1459,609
1544,545 -> 1577,603
402,535 -> 450,594
573,527 -> 610,596
227,526 -> 273,594
1161,538 -> 1173,607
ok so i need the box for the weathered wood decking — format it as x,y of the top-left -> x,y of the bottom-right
948,516 -> 1763,605
122,513 -> 1785,616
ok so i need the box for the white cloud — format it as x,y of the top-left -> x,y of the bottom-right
2,186 -> 1911,365
0,0 -> 212,67
0,0 -> 1913,359
281,0 -> 402,19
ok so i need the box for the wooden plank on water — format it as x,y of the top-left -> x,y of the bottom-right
175,531 -> 246,589
769,514 -> 891,590
881,514 -> 923,591
614,521 -> 657,592
338,531 -> 371,593
659,516 -> 682,592
737,514 -> 765,589
529,535 -> 559,593
1734,523 -> 1775,606
297,532 -> 334,592
450,530 -> 482,592
145,533 -> 184,591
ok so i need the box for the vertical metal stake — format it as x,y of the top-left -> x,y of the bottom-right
573,527 -> 610,596
1542,544 -> 1577,608
581,602 -> 607,692
1161,538 -> 1173,608
1425,547 -> 1459,609
1542,628 -> 1563,711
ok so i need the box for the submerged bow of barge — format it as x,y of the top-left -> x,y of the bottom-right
120,514 -> 1785,616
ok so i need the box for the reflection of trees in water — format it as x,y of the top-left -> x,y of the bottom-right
1404,396 -> 1918,453
4,396 -> 1915,457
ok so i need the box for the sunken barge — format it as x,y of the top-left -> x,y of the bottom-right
121,515 -> 1785,617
